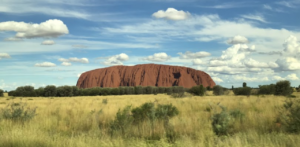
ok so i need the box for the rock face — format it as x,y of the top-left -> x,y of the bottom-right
76,64 -> 216,89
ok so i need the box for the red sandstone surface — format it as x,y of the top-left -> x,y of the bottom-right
76,64 -> 216,88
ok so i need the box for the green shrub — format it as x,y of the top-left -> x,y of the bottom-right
100,88 -> 110,96
165,87 -> 173,95
233,87 -> 251,96
230,109 -> 245,122
109,106 -> 133,136
119,87 -> 126,95
158,87 -> 165,93
213,85 -> 224,96
125,87 -> 135,95
243,82 -> 247,87
258,84 -> 275,95
8,90 -> 15,97
110,88 -> 120,95
102,98 -> 108,104
44,85 -> 57,97
15,86 -> 36,97
153,87 -> 158,95
1,102 -> 36,122
56,86 -> 73,97
131,102 -> 156,123
134,86 -> 143,95
143,86 -> 153,94
71,86 -> 79,96
88,87 -> 101,96
155,104 -> 179,120
34,87 -> 44,97
277,100 -> 300,133
275,80 -> 293,96
211,106 -> 232,136
188,85 -> 206,96
0,89 -> 3,97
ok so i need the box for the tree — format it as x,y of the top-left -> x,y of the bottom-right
110,88 -> 120,95
71,86 -> 79,96
274,80 -> 293,96
258,84 -> 275,95
56,86 -> 73,97
34,87 -> 45,97
134,86 -> 143,95
15,86 -> 36,97
243,82 -> 247,88
188,85 -> 206,96
233,87 -> 251,96
213,85 -> 224,96
0,89 -> 3,97
44,85 -> 57,97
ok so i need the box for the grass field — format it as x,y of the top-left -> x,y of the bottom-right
0,92 -> 300,147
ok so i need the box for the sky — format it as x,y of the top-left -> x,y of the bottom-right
0,0 -> 300,91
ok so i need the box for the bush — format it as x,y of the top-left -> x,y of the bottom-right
110,88 -> 120,95
110,106 -> 133,136
188,85 -> 206,96
71,86 -> 79,96
211,106 -> 231,136
119,87 -> 126,95
100,88 -> 110,96
158,87 -> 165,93
155,104 -> 179,120
243,82 -> 247,88
131,102 -> 156,123
0,89 -> 3,97
88,87 -> 101,96
44,85 -> 57,97
165,87 -> 173,95
134,86 -> 143,95
213,85 -> 224,96
15,86 -> 36,97
56,86 -> 73,97
1,102 -> 36,122
34,87 -> 44,97
275,80 -> 293,96
233,87 -> 251,96
277,100 -> 300,133
143,86 -> 153,94
258,84 -> 275,95
125,87 -> 135,95
8,90 -> 15,97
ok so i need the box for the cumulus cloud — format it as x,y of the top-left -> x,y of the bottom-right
41,40 -> 55,45
152,8 -> 191,20
227,35 -> 249,44
0,19 -> 69,39
58,57 -> 89,64
207,66 -> 261,74
244,58 -> 278,68
283,35 -> 300,54
61,62 -> 71,66
192,59 -> 204,65
178,51 -> 211,59
143,52 -> 171,62
77,73 -> 82,78
212,77 -> 223,82
35,62 -> 56,67
102,53 -> 129,65
275,57 -> 300,71
0,53 -> 11,59
273,74 -> 299,81
234,75 -> 269,81
258,51 -> 283,56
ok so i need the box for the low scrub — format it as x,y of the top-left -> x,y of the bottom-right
0,89 -> 3,97
213,85 -> 224,96
188,85 -> 206,96
233,87 -> 251,96
1,102 -> 37,122
277,99 -> 300,133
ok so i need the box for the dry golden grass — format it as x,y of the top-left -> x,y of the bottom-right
0,93 -> 300,147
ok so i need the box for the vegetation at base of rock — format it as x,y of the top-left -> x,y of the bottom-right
0,89 -> 3,97
188,85 -> 206,96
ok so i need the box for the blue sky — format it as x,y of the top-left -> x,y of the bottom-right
1,0 -> 300,90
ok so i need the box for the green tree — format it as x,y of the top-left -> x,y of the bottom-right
44,85 -> 57,97
275,80 -> 293,96
243,82 -> 247,88
188,85 -> 206,96
213,85 -> 224,95
0,89 -> 3,97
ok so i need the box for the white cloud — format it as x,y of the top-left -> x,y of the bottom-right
192,59 -> 204,65
152,8 -> 191,20
0,19 -> 69,39
143,52 -> 171,62
41,40 -> 55,45
283,35 -> 300,54
244,58 -> 278,68
61,62 -> 71,66
241,14 -> 267,23
286,73 -> 299,80
234,75 -> 269,82
212,77 -> 223,82
58,57 -> 89,64
178,51 -> 211,59
72,44 -> 88,48
0,53 -> 11,59
273,74 -> 299,81
102,53 -> 129,65
227,35 -> 249,44
4,37 -> 23,41
275,57 -> 300,71
263,4 -> 272,10
35,62 -> 56,67
77,73 -> 82,78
